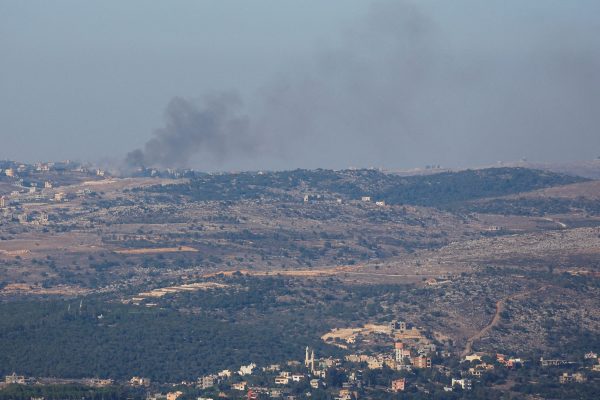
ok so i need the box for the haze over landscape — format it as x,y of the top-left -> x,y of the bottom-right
2,2 -> 600,399
2,0 -> 600,170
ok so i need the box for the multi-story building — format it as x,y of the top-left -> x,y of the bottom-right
198,375 -> 216,389
395,342 -> 411,363
412,356 -> 432,369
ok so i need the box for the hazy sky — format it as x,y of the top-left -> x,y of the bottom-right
1,1 -> 599,171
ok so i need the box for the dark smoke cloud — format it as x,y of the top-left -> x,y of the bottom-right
126,1 -> 600,171
126,1 -> 435,170
125,92 -> 253,169
254,0 -> 438,166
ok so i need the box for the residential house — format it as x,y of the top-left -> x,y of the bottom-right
239,363 -> 256,376
559,372 -> 587,384
367,357 -> 384,370
218,369 -> 232,378
129,376 -> 150,386
540,358 -> 569,367
274,376 -> 289,385
391,378 -> 405,392
263,364 -> 281,372
337,389 -> 353,400
166,391 -> 183,400
5,373 -> 26,384
463,354 -> 483,363
452,378 -> 472,390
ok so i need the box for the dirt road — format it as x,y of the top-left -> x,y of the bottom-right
461,287 -> 546,357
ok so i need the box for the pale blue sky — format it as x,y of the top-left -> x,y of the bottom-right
1,1 -> 599,170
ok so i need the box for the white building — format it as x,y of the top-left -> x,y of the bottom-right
129,376 -> 151,386
274,376 -> 289,385
452,378 -> 472,390
238,363 -> 256,376
5,373 -> 26,384
218,369 -> 232,378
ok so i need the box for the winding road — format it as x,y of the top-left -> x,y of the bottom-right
461,286 -> 547,357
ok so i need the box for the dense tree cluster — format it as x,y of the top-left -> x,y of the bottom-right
141,167 -> 584,207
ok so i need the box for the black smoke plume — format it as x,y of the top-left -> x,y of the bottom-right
125,0 -> 600,171
125,92 -> 253,169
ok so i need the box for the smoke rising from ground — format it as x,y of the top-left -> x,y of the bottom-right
126,1 -> 600,171
125,93 -> 253,169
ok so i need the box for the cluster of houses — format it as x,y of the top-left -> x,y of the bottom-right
5,344 -> 600,398
188,349 -> 334,399
147,341 -> 430,400
460,351 -> 600,385
0,161 -> 101,225
0,161 -> 102,178
302,193 -> 386,207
